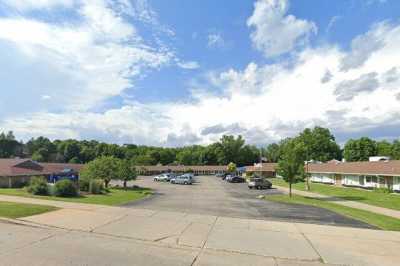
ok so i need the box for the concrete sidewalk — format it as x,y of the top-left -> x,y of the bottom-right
274,185 -> 400,219
1,195 -> 400,265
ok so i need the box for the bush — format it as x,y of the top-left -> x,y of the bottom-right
79,178 -> 90,192
27,176 -> 49,195
54,179 -> 78,197
89,179 -> 105,194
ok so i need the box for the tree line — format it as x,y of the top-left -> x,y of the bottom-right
264,128 -> 400,163
0,132 -> 259,166
1,127 -> 400,166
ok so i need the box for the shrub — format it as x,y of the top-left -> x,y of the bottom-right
27,176 -> 49,195
89,179 -> 105,194
54,179 -> 78,197
79,178 -> 90,192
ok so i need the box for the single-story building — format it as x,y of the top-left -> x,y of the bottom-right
137,165 -> 247,176
307,159 -> 400,192
245,163 -> 277,177
0,158 -> 83,188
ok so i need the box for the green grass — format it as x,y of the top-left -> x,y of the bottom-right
270,178 -> 400,211
0,201 -> 58,219
0,187 -> 152,206
265,194 -> 400,231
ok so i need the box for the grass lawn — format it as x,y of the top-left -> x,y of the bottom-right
0,187 -> 152,206
0,201 -> 58,219
270,178 -> 400,211
265,194 -> 400,231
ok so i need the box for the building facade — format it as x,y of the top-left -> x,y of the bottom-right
308,160 -> 400,192
245,163 -> 277,177
0,159 -> 83,188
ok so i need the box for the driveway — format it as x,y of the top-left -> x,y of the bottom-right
123,175 -> 374,228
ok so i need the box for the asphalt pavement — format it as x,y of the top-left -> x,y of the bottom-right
122,175 -> 374,228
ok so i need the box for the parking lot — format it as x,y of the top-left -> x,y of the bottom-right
124,175 -> 374,228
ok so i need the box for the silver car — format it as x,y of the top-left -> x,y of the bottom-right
170,175 -> 193,185
153,174 -> 170,182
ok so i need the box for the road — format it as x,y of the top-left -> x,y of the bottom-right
123,175 -> 374,228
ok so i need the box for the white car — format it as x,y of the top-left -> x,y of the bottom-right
153,174 -> 170,182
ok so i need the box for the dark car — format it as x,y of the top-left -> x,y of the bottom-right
248,178 -> 272,189
228,176 -> 246,183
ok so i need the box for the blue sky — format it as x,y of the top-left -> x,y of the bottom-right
0,0 -> 400,146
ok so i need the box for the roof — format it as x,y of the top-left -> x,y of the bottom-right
0,159 -> 83,177
137,165 -> 228,172
307,160 -> 400,176
246,163 -> 277,172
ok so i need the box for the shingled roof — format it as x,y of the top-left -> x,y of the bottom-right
307,160 -> 400,176
246,163 -> 277,172
0,159 -> 83,177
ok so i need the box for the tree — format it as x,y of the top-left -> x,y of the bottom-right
264,143 -> 282,162
297,127 -> 341,162
117,160 -> 137,189
377,140 -> 392,156
227,162 -> 237,173
343,137 -> 377,161
277,139 -> 306,197
80,156 -> 120,188
391,140 -> 400,160
216,135 -> 245,165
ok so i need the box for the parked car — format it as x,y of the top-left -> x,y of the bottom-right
225,174 -> 233,181
227,176 -> 246,183
216,173 -> 225,178
170,175 -> 193,185
248,178 -> 272,189
153,174 -> 170,182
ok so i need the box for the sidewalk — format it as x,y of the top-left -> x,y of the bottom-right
274,185 -> 400,219
1,195 -> 400,265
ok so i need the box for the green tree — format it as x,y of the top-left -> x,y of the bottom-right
377,140 -> 392,156
227,162 -> 237,173
216,135 -> 246,165
264,143 -> 282,162
297,127 -> 341,162
117,160 -> 137,189
391,140 -> 400,160
277,139 -> 306,197
343,137 -> 377,161
80,156 -> 120,188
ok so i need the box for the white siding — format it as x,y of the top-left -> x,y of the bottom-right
343,175 -> 361,186
310,173 -> 334,184
393,177 -> 400,191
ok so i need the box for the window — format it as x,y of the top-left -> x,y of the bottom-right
365,176 -> 377,183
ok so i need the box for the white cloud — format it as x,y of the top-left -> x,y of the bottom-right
0,0 -> 174,112
326,16 -> 341,33
2,0 -> 74,11
2,2 -> 400,146
340,22 -> 388,71
207,33 -> 225,48
177,60 -> 200,70
247,0 -> 317,58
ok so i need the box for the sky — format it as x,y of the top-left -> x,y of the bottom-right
0,0 -> 400,147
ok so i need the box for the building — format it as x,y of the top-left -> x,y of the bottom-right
0,159 -> 83,188
245,163 -> 277,177
307,159 -> 400,192
137,165 -> 230,176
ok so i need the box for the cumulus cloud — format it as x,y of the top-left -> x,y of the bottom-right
339,22 -> 388,71
2,2 -> 400,146
321,70 -> 333,83
247,0 -> 317,58
334,72 -> 380,101
0,0 -> 174,113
